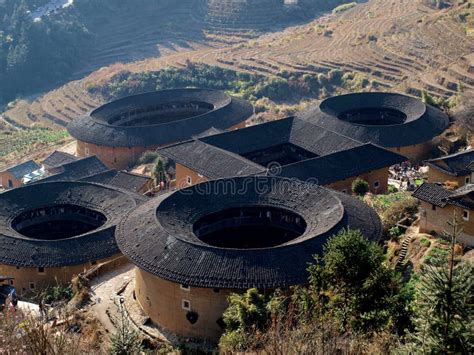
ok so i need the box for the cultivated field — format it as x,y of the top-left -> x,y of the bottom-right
2,0 -> 473,130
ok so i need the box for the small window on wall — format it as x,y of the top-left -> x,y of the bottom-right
29,282 -> 35,290
180,284 -> 190,291
182,299 -> 191,311
466,177 -> 471,184
432,205 -> 436,211
9,280 -> 14,286
341,189 -> 347,194
85,147 -> 90,156
187,176 -> 192,185
463,210 -> 469,221
374,181 -> 380,189
38,267 -> 45,274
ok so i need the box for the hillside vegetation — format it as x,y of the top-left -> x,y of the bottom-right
0,0 -> 349,106
2,0 -> 473,132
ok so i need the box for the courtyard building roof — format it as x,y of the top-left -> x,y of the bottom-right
0,181 -> 145,268
116,177 -> 382,289
158,116 -> 405,184
67,88 -> 254,148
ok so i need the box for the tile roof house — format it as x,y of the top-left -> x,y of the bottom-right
414,183 -> 474,246
425,149 -> 474,187
42,151 -> 78,170
0,160 -> 40,190
159,116 -> 405,194
82,170 -> 152,194
39,156 -> 109,183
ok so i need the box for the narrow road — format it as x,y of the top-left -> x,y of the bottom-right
89,263 -> 135,335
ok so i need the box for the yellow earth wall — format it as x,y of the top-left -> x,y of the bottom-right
135,268 -> 237,341
0,254 -> 120,295
419,201 -> 474,246
387,142 -> 432,162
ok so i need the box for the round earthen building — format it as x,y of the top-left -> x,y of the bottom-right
116,176 -> 382,340
0,181 -> 143,294
298,92 -> 449,161
67,88 -> 254,169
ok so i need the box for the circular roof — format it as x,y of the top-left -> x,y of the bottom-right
67,88 -> 254,147
0,181 -> 141,268
297,92 -> 449,148
116,177 -> 382,289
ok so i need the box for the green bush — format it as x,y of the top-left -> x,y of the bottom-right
137,151 -> 159,165
420,238 -> 431,248
332,2 -> 357,14
388,185 -> 399,194
352,178 -> 369,196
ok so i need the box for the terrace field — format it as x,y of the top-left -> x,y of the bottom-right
1,0 -> 473,133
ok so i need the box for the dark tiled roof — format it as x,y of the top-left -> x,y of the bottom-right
67,88 -> 254,147
42,151 -> 78,169
116,177 -> 382,289
448,184 -> 474,210
201,118 -> 294,154
40,156 -> 109,182
3,160 -> 40,179
108,171 -> 151,193
159,117 -> 403,184
297,92 -> 449,148
425,149 -> 474,177
413,183 -> 474,210
413,183 -> 452,207
0,181 -> 142,268
279,144 -> 405,185
80,170 -> 118,185
192,127 -> 225,139
159,140 -> 266,179
200,117 -> 360,156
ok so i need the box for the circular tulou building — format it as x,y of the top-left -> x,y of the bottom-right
0,181 -> 141,294
67,88 -> 254,170
116,176 -> 382,341
298,92 -> 449,161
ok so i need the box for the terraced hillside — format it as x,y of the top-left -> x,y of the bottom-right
3,0 -> 473,130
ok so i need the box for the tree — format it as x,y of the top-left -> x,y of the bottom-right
352,178 -> 369,196
308,229 -> 407,333
406,215 -> 474,353
219,288 -> 269,351
152,158 -> 167,186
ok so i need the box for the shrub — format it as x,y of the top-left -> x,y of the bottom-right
382,196 -> 419,232
137,151 -> 159,165
420,238 -> 431,248
388,226 -> 404,239
352,178 -> 370,196
332,2 -> 357,14
388,185 -> 399,194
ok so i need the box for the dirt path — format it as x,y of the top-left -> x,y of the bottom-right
89,263 -> 135,335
